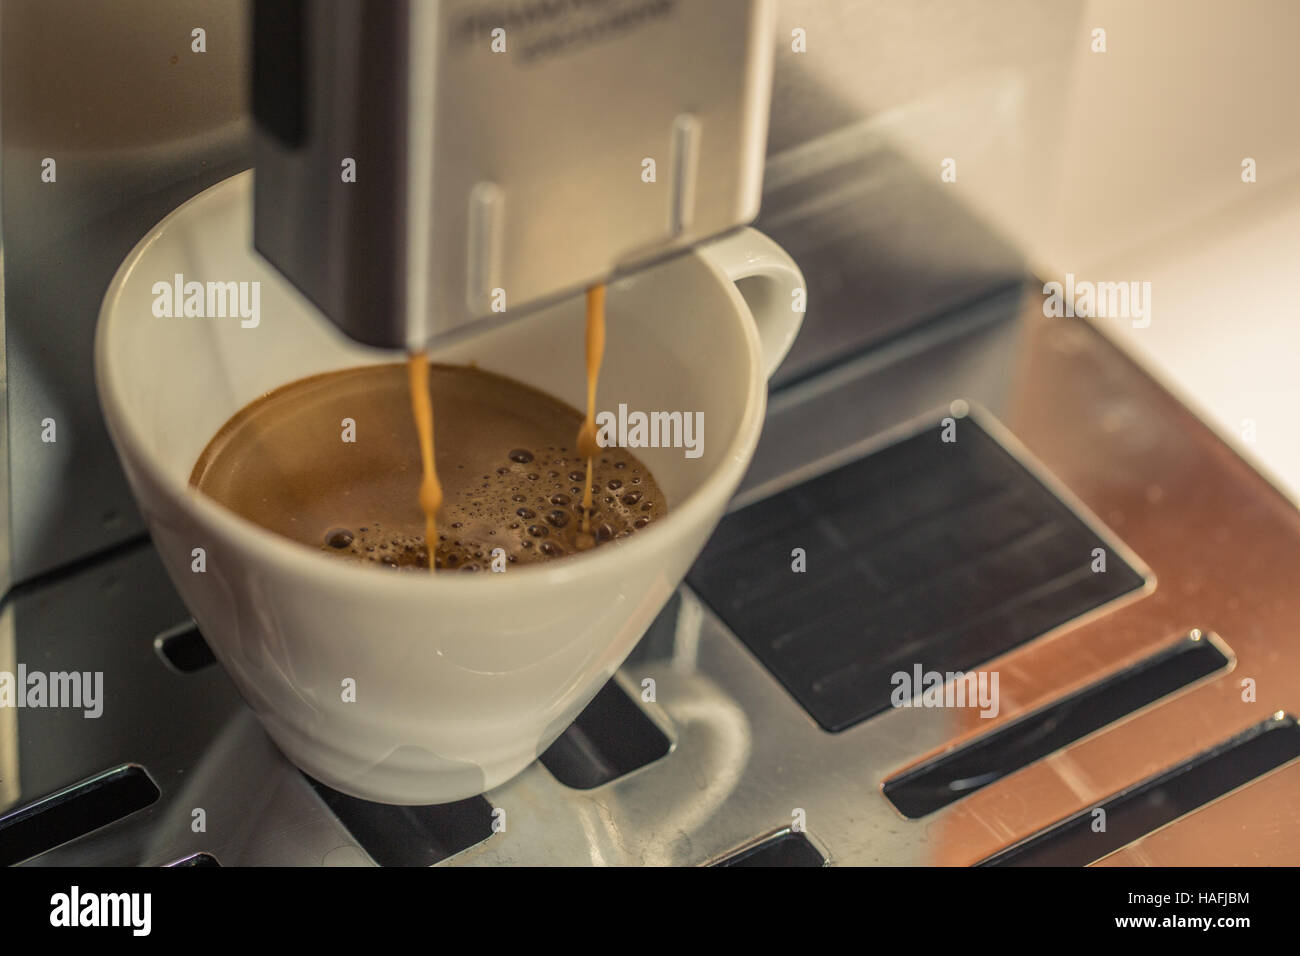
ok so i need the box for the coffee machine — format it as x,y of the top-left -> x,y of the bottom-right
4,0 -> 1300,869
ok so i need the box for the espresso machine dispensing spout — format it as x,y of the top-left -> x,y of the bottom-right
250,0 -> 776,351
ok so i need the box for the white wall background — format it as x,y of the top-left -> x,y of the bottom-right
773,0 -> 1300,500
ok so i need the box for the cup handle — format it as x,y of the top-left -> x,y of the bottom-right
696,228 -> 806,380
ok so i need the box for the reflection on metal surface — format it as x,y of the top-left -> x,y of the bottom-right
454,666 -> 755,866
921,305 -> 1300,865
1094,757 -> 1300,867
979,714 -> 1300,866
884,631 -> 1232,818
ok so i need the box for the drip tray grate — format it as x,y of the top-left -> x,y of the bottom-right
687,415 -> 1146,732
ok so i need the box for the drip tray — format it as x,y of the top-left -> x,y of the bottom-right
10,294 -> 1300,866
687,415 -> 1146,732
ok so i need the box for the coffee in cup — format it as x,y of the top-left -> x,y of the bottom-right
189,361 -> 666,571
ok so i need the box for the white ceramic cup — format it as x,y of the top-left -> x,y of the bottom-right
96,170 -> 804,804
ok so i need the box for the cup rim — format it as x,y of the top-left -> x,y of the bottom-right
94,170 -> 769,596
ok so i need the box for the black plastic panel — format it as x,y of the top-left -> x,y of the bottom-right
981,716 -> 1300,866
715,831 -> 825,867
687,416 -> 1145,732
252,0 -> 307,147
0,765 -> 160,866
155,622 -> 217,674
884,633 -> 1230,817
305,777 -> 495,867
540,679 -> 671,789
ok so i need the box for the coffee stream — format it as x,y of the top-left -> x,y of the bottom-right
408,284 -> 608,569
407,352 -> 443,570
577,284 -> 605,538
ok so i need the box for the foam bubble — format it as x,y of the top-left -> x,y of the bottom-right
317,441 -> 665,573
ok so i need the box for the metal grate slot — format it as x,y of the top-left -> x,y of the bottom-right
154,621 -> 217,674
884,632 -> 1230,817
304,776 -> 495,867
980,714 -> 1300,866
688,415 -> 1145,732
714,830 -> 825,867
0,765 -> 160,866
539,679 -> 671,789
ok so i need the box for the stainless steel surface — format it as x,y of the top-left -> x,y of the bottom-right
757,0 -> 1059,386
252,0 -> 776,350
10,286 -> 1300,865
756,112 -> 1024,388
0,0 -> 251,590
1094,760 -> 1300,866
